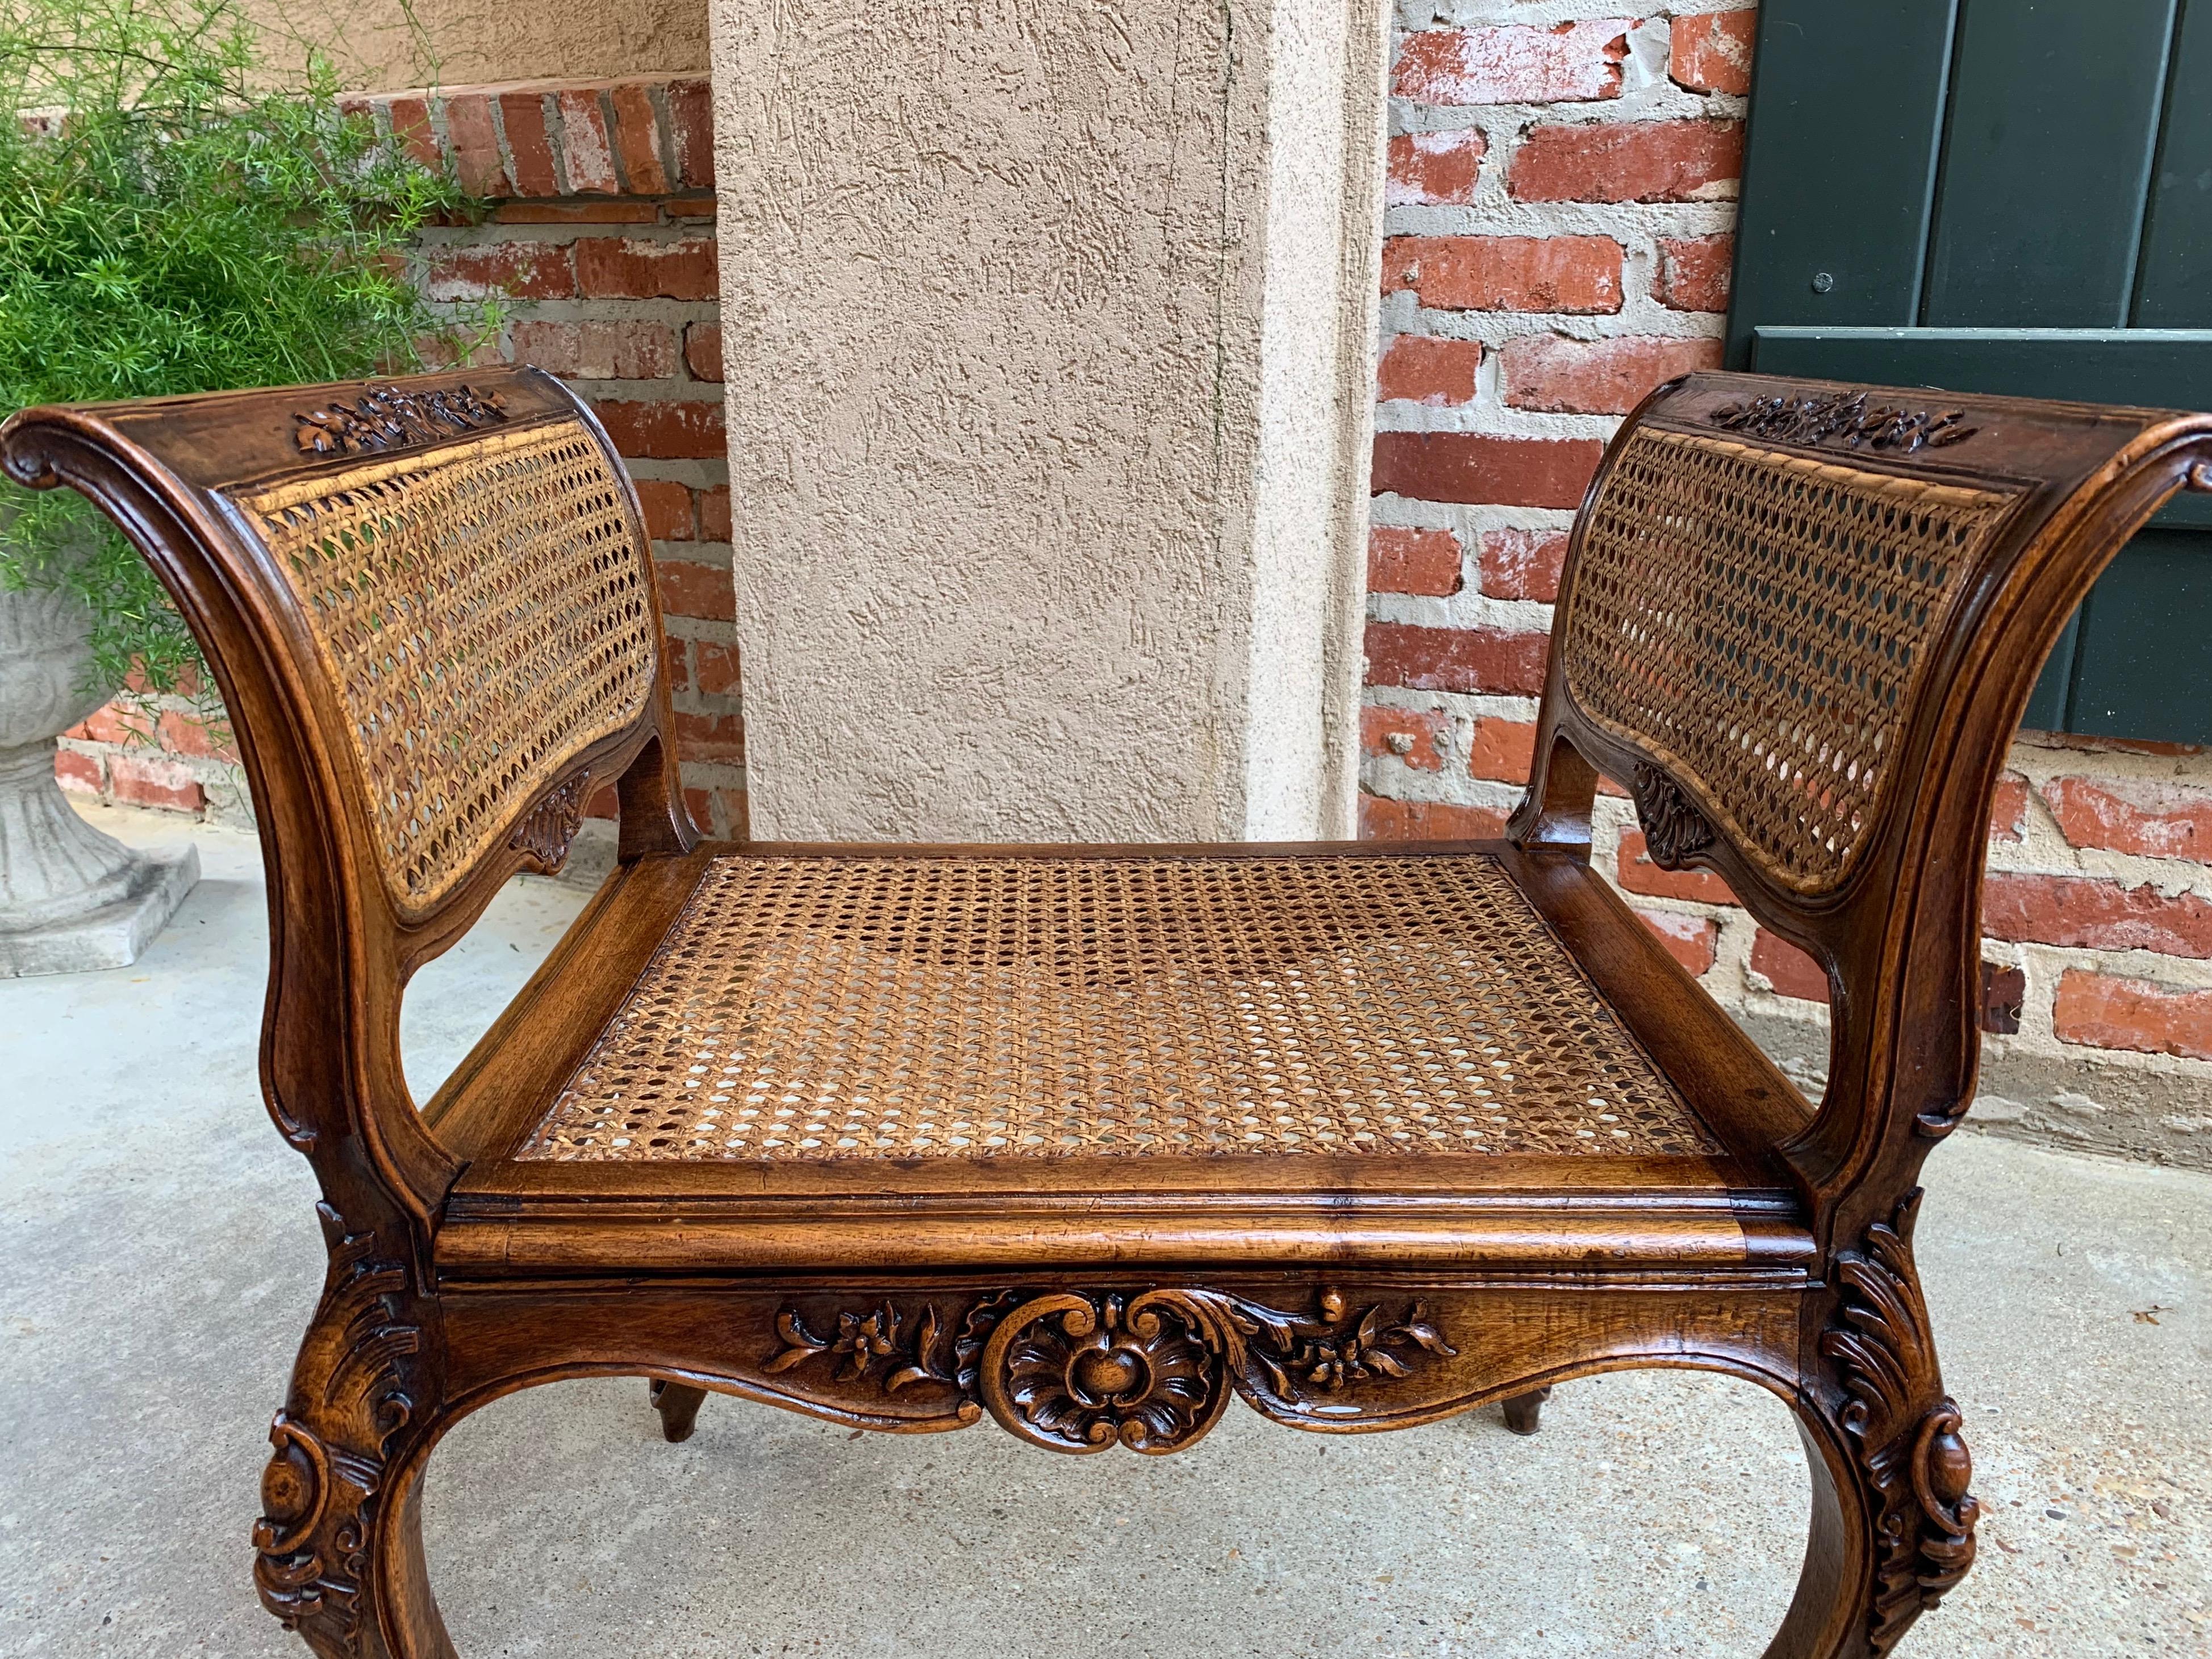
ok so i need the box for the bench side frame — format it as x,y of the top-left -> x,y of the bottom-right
1,365 -> 698,1256
1508,369 -> 2212,1255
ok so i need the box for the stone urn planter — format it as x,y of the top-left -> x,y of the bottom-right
0,547 -> 199,976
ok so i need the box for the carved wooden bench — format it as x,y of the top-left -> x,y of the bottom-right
6,366 -> 2201,1658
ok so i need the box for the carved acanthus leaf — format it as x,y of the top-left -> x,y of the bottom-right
293,383 -> 509,457
1629,762 -> 1716,868
1708,391 -> 1976,454
1819,1191 -> 1981,1656
509,771 -> 591,872
252,1205 -> 425,1657
762,1286 -> 1456,1454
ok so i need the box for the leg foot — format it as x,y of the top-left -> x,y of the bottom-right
650,1380 -> 708,1443
1501,1386 -> 1552,1435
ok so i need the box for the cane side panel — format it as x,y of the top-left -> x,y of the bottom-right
231,420 -> 657,916
1562,428 -> 2023,895
521,854 -> 1721,1162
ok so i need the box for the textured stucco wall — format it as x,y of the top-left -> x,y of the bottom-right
246,0 -> 706,92
1246,0 -> 1389,838
713,0 -> 1385,841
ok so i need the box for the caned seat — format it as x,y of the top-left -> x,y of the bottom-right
12,363 -> 2205,1659
523,851 -> 1717,1163
427,834 -> 1806,1278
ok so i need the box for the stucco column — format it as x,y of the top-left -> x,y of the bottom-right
711,0 -> 1388,841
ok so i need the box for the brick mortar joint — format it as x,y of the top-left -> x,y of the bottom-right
57,736 -> 239,770
1387,94 -> 1747,140
356,74 -> 706,106
1371,500 -> 1575,535
569,380 -> 728,403
418,226 -> 719,249
1996,940 -> 2212,992
625,459 -> 731,484
1377,304 -> 1729,346
1986,829 -> 2212,899
1370,592 -> 1553,630
1395,2 -> 1752,30
1384,202 -> 1739,229
358,72 -> 708,202
1364,687 -> 1541,720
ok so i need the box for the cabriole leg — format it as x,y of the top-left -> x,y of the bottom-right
252,1206 -> 457,1658
1769,1192 -> 1981,1658
1501,1387 -> 1552,1435
254,1420 -> 458,1659
1764,1409 -> 1876,1659
649,1380 -> 708,1443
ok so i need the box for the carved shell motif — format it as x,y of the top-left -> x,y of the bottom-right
1629,762 -> 1715,868
509,772 -> 591,872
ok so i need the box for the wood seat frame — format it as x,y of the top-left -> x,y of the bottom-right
8,365 -> 2205,1659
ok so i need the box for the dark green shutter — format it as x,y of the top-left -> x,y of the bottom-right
1728,0 -> 2212,743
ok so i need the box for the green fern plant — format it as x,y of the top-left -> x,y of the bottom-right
0,0 -> 494,706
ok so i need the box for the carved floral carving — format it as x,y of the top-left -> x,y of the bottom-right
1630,762 -> 1716,867
1819,1191 -> 1980,1656
761,1286 -> 1456,1453
252,1205 -> 424,1657
983,1292 -> 1226,1452
1708,391 -> 1976,454
293,383 -> 509,457
1204,1286 -> 1457,1400
508,771 -> 591,871
764,1293 -> 1017,1423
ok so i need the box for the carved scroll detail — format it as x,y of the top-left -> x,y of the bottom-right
293,383 -> 509,457
1630,762 -> 1715,867
251,1205 -> 424,1657
1819,1191 -> 1981,1656
1708,391 -> 1977,454
508,771 -> 591,872
762,1286 -> 1456,1454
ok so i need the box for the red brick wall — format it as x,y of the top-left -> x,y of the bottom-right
1360,5 -> 2212,1154
57,74 -> 746,839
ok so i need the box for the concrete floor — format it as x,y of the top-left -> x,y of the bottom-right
2,803 -> 2208,1658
